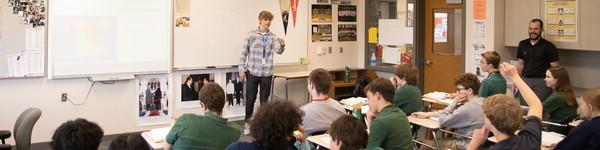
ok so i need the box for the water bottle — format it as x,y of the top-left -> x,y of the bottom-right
352,104 -> 362,119
344,66 -> 350,83
370,52 -> 376,66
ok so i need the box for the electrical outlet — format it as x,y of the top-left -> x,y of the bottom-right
61,93 -> 68,102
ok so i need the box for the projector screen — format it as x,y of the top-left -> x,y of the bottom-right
48,0 -> 171,78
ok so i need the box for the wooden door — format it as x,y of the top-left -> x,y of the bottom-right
423,0 -> 464,93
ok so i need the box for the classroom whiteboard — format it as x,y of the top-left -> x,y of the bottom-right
173,0 -> 308,69
47,0 -> 171,78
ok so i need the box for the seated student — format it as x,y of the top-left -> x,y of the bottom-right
301,68 -> 346,135
329,115 -> 382,150
555,88 -> 600,149
412,73 -> 485,150
166,83 -> 241,150
467,62 -> 544,150
390,64 -> 423,115
364,79 -> 412,150
542,66 -> 578,135
478,51 -> 507,98
109,133 -> 150,150
227,101 -> 310,150
51,118 -> 104,150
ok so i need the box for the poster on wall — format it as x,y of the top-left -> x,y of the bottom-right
179,73 -> 216,108
338,24 -> 356,41
434,12 -> 448,43
223,72 -> 246,118
311,5 -> 332,22
317,0 -> 330,4
312,24 -> 332,42
137,74 -> 171,126
473,21 -> 487,77
473,0 -> 486,20
279,0 -> 290,35
407,3 -> 415,27
545,0 -> 577,42
174,0 -> 191,28
338,5 -> 357,22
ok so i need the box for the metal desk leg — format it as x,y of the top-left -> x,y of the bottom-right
432,130 -> 441,150
285,79 -> 289,101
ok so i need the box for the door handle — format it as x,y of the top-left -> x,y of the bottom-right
424,60 -> 432,65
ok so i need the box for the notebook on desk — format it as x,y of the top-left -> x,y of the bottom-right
148,127 -> 172,142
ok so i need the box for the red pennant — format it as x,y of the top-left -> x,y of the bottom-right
291,0 -> 299,27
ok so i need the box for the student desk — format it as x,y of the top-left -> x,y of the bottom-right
270,70 -> 311,101
408,116 -> 442,150
307,134 -> 332,149
141,131 -> 166,150
422,97 -> 451,111
569,119 -> 583,127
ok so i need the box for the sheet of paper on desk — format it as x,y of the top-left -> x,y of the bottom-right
149,127 -> 172,142
438,99 -> 453,105
542,131 -> 565,147
340,97 -> 367,106
424,91 -> 449,100
429,117 -> 440,122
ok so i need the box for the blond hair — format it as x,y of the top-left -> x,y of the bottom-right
258,11 -> 274,21
482,94 -> 523,135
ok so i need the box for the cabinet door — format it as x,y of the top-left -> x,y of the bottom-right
580,0 -> 600,51
504,0 -> 542,47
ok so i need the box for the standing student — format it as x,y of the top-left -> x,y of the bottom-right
226,101 -> 310,150
390,64 -> 423,116
467,62 -> 544,150
554,88 -> 600,150
301,68 -> 346,135
542,66 -> 577,135
413,73 -> 485,150
365,79 -> 413,150
517,19 -> 560,102
165,83 -> 242,150
239,10 -> 286,122
478,51 -> 507,98
51,118 -> 104,150
329,115 -> 382,150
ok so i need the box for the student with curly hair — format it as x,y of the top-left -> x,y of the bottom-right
227,101 -> 310,150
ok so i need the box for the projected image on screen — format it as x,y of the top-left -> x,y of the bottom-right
48,0 -> 170,78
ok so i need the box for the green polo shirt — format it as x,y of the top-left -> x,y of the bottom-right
393,84 -> 423,115
543,92 -> 577,132
368,105 -> 413,150
166,112 -> 241,150
478,73 -> 507,98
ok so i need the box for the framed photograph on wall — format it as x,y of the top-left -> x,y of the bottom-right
176,70 -> 220,109
136,74 -> 171,126
311,5 -> 332,22
338,5 -> 357,22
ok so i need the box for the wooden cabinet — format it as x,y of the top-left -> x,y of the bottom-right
580,0 -> 600,51
504,0 -> 541,47
327,68 -> 378,99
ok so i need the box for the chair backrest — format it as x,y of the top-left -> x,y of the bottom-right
13,108 -> 42,150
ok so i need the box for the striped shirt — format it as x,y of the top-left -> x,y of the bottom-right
239,28 -> 285,77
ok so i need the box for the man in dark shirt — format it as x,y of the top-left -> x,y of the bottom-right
517,19 -> 559,102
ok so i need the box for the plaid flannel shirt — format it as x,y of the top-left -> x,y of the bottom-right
239,28 -> 285,77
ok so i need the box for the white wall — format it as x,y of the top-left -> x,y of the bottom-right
0,0 -> 27,77
464,0 -> 505,77
0,0 -> 366,144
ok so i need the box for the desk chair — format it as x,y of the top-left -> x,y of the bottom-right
0,108 -> 42,150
